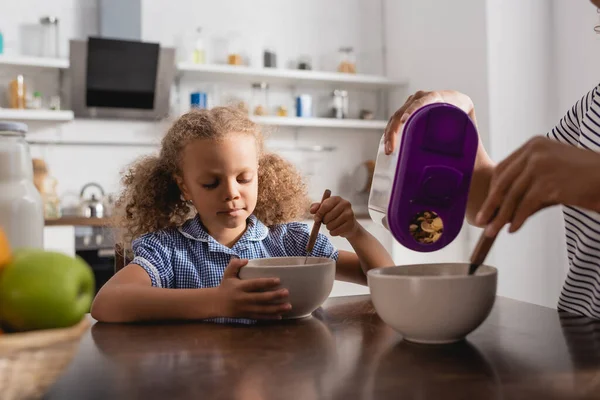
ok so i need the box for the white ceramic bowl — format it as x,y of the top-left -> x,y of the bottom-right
368,263 -> 497,344
239,257 -> 335,319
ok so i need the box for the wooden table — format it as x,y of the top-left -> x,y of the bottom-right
44,296 -> 600,400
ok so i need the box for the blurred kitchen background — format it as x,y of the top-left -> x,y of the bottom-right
0,0 -> 597,309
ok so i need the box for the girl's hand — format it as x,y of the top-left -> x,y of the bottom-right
217,258 -> 291,320
384,90 -> 475,155
310,196 -> 359,238
476,137 -> 600,237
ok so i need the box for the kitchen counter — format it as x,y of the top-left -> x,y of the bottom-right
44,214 -> 370,227
44,296 -> 600,399
45,217 -> 114,227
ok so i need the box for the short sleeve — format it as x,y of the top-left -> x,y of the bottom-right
546,86 -> 597,146
281,222 -> 339,260
132,232 -> 175,288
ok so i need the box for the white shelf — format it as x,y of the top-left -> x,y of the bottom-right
0,57 -> 406,89
0,57 -> 405,89
178,63 -> 406,89
251,116 -> 387,129
0,55 -> 69,69
0,109 -> 74,122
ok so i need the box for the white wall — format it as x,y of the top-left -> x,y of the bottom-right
485,0 -> 569,308
553,0 -> 600,115
0,0 -> 97,58
383,0 -> 490,145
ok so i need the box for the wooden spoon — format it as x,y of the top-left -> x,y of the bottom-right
468,209 -> 500,275
304,189 -> 332,264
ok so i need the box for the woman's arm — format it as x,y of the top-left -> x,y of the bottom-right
477,137 -> 600,237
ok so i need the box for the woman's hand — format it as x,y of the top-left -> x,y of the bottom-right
310,195 -> 359,238
384,90 -> 476,154
217,258 -> 291,320
476,137 -> 600,237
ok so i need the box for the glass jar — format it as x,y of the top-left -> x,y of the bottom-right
251,82 -> 269,116
49,95 -> 61,110
0,122 -> 44,250
227,32 -> 243,66
337,47 -> 356,74
331,90 -> 349,119
263,47 -> 277,68
9,75 -> 26,109
39,16 -> 59,58
297,55 -> 312,70
192,27 -> 206,64
276,106 -> 288,117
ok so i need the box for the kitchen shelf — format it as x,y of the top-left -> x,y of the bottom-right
0,109 -> 74,122
26,138 -> 336,153
0,55 -> 69,69
0,58 -> 406,89
251,116 -> 387,130
178,63 -> 406,89
27,139 -> 159,148
268,144 -> 335,152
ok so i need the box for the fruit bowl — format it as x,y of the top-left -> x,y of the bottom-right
0,317 -> 90,400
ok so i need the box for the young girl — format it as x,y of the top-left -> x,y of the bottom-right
91,107 -> 394,323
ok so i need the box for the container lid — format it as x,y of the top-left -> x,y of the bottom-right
0,121 -> 28,133
252,82 -> 269,90
40,16 -> 59,25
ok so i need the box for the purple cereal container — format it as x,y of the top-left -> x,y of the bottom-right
370,103 -> 478,252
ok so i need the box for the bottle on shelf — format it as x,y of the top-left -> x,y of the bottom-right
251,83 -> 269,116
9,75 -> 26,109
192,27 -> 206,64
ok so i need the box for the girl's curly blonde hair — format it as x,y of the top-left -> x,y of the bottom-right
114,106 -> 310,249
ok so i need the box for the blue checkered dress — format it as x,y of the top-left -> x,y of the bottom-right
132,214 -> 338,324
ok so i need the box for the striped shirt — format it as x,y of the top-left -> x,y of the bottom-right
548,83 -> 600,319
558,311 -> 600,367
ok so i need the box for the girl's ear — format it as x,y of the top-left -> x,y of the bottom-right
175,174 -> 191,201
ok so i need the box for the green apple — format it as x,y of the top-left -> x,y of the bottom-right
0,249 -> 95,331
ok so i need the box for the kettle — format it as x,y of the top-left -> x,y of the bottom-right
79,182 -> 105,218
368,103 -> 478,252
